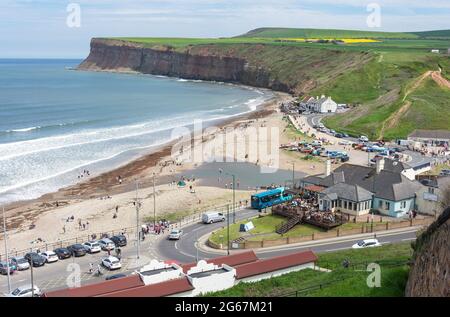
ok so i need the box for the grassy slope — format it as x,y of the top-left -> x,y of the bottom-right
108,27 -> 450,139
239,27 -> 419,39
204,242 -> 412,297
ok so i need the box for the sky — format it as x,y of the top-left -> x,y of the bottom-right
1,0 -> 450,58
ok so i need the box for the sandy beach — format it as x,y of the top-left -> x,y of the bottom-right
0,91 -> 329,252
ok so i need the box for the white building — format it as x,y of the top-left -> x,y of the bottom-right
302,95 -> 338,113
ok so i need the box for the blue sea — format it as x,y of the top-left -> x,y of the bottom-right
0,59 -> 273,204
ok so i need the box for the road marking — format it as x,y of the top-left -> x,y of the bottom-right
401,238 -> 416,241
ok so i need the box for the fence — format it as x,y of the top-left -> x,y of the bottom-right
278,260 -> 409,297
0,200 -> 248,261
210,217 -> 433,250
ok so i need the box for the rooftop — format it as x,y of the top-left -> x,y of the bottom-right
188,268 -> 229,279
181,250 -> 258,273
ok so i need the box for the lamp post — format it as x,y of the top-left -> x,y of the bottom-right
227,204 -> 230,256
219,169 -> 236,224
153,173 -> 156,228
135,179 -> 140,260
2,207 -> 11,294
288,161 -> 295,189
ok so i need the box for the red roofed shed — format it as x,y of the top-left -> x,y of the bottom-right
181,250 -> 258,273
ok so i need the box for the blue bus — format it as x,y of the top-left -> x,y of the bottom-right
251,187 -> 293,210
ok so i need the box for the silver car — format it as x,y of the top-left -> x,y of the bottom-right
10,257 -> 30,271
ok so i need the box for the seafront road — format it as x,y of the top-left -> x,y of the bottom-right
0,206 -> 421,295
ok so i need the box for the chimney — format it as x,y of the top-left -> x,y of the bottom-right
376,158 -> 385,174
325,159 -> 331,177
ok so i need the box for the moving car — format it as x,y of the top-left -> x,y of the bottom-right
5,285 -> 41,297
39,251 -> 59,263
202,212 -> 226,224
67,244 -> 87,257
0,261 -> 16,275
105,273 -> 127,281
101,256 -> 122,270
110,235 -> 127,247
352,239 -> 381,249
10,257 -> 30,271
83,241 -> 102,254
98,238 -> 115,251
53,247 -> 72,260
168,229 -> 183,240
24,252 -> 46,267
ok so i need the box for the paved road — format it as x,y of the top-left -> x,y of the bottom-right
155,209 -> 419,263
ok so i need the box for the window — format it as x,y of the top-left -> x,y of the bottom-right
428,187 -> 435,194
338,200 -> 342,207
348,202 -> 353,210
401,201 -> 407,208
385,202 -> 390,210
378,200 -> 383,208
354,203 -> 357,211
344,201 -> 347,209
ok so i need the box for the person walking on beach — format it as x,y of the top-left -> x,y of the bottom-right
115,205 -> 119,213
62,225 -> 66,234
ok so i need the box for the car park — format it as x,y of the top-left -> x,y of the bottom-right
101,256 -> 122,270
53,247 -> 72,260
440,169 -> 450,176
110,235 -> 127,247
83,241 -> 102,254
67,244 -> 87,257
39,251 -> 59,263
0,261 -> 16,275
98,238 -> 115,251
5,285 -> 41,297
202,212 -> 226,224
352,239 -> 381,249
168,229 -> 183,240
24,252 -> 46,267
10,257 -> 30,271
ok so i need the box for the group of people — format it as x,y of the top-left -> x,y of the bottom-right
78,219 -> 90,231
77,169 -> 91,179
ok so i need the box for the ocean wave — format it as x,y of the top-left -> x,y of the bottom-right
1,120 -> 95,135
5,126 -> 41,133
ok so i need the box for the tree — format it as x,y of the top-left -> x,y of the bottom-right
440,184 -> 450,210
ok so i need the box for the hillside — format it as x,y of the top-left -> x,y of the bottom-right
239,27 -> 419,39
79,27 -> 450,140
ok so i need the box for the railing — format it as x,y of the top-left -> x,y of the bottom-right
278,260 -> 409,297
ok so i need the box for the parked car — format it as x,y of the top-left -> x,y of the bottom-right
0,261 -> 16,275
5,285 -> 41,297
359,135 -> 369,142
98,238 -> 115,251
24,252 -> 46,267
110,235 -> 127,247
352,239 -> 381,249
202,212 -> 226,224
105,273 -> 127,281
10,257 -> 30,271
39,251 -> 59,263
53,247 -> 72,260
83,241 -> 102,254
168,229 -> 183,240
440,169 -> 450,176
101,256 -> 122,270
67,244 -> 87,257
334,133 -> 344,138
340,155 -> 350,162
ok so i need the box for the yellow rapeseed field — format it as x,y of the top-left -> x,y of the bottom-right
279,38 -> 381,44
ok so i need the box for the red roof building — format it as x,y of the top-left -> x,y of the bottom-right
181,250 -> 258,273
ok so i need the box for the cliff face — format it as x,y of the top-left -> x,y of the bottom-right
78,38 -> 372,95
405,207 -> 450,297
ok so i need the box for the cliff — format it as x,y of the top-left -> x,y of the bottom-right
405,207 -> 450,297
78,38 -> 372,95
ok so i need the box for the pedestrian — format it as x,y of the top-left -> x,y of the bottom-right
62,225 -> 66,234
89,263 -> 94,274
116,205 -> 119,213
82,223 -> 86,230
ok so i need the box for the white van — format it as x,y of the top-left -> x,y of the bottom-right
202,212 -> 226,224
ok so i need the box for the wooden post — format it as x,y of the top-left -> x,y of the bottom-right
337,228 -> 340,237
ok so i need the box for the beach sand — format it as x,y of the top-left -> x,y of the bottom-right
0,92 -> 325,252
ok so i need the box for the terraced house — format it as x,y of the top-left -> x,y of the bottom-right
301,159 -> 424,218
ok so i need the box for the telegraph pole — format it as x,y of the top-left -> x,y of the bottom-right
2,207 -> 11,294
232,174 -> 236,224
135,180 -> 140,260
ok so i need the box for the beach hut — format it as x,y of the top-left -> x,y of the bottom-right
177,180 -> 186,187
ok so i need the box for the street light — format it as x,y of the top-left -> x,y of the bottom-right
287,161 -> 295,190
219,169 -> 236,224
227,204 -> 230,256
2,207 -> 11,294
134,179 -> 141,260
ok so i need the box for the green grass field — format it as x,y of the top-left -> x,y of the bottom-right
204,242 -> 413,297
105,27 -> 450,140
